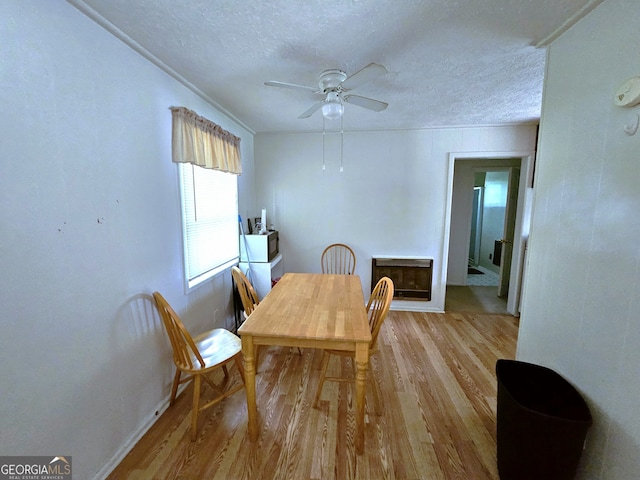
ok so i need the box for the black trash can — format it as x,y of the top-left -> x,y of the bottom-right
496,359 -> 592,480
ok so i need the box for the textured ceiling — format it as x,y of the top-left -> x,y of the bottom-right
68,0 -> 602,133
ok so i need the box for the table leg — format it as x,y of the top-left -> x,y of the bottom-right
354,342 -> 369,454
242,335 -> 258,441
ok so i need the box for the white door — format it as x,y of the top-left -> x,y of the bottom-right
497,167 -> 520,298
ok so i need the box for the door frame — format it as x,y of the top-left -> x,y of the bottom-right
498,167 -> 520,298
469,186 -> 484,266
440,151 -> 535,315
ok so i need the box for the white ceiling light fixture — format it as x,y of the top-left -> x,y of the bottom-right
265,64 -> 388,120
322,91 -> 344,120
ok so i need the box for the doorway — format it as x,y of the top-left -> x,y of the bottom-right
466,170 -> 512,289
442,152 -> 534,316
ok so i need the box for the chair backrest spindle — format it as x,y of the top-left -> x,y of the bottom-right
321,243 -> 357,275
366,277 -> 394,350
153,292 -> 205,370
231,266 -> 260,316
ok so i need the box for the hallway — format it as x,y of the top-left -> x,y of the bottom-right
445,285 -> 509,315
466,265 -> 499,286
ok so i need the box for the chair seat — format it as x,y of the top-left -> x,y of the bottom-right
188,328 -> 242,372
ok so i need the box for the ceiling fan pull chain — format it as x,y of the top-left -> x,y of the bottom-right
340,115 -> 344,173
322,116 -> 326,171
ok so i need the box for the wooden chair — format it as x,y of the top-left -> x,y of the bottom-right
153,292 -> 245,441
313,277 -> 394,415
321,243 -> 357,274
231,266 -> 302,358
231,266 -> 259,320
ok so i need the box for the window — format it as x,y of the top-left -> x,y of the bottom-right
179,163 -> 238,289
170,106 -> 241,290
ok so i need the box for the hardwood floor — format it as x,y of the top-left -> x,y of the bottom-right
108,309 -> 518,479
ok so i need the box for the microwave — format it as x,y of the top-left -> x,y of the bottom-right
240,230 -> 279,263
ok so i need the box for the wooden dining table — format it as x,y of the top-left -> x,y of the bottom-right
237,272 -> 371,454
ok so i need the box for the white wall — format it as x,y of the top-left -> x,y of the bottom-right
254,126 -> 536,310
0,2 -> 254,479
517,0 -> 640,478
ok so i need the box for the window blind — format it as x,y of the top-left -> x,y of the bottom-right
180,163 -> 239,288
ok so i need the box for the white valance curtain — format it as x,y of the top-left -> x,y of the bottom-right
170,106 -> 242,174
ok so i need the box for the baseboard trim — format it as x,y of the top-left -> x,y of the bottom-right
91,385 -> 187,480
390,300 -> 444,313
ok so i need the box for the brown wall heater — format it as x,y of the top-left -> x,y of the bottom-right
371,257 -> 433,300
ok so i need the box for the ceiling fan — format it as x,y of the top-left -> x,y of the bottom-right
264,63 -> 389,120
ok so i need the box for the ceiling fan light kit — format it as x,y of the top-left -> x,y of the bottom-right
264,63 -> 389,121
322,92 -> 344,120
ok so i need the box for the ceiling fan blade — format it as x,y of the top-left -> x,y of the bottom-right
264,80 -> 318,93
342,63 -> 388,90
298,101 -> 324,119
343,94 -> 388,112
